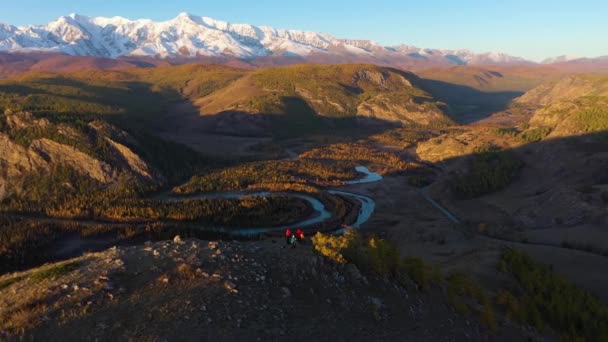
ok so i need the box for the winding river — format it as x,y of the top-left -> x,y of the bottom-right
164,166 -> 381,236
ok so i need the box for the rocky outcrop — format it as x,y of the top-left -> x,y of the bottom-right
0,112 -> 164,200
0,134 -> 116,199
88,120 -> 139,147
0,238 -> 528,341
30,138 -> 115,183
4,110 -> 50,130
352,69 -> 414,88
104,138 -> 159,182
0,133 -> 46,197
352,69 -> 389,87
357,95 -> 447,125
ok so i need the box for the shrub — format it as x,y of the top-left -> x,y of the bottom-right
518,127 -> 552,143
399,257 -> 442,291
345,236 -> 400,276
369,128 -> 436,149
311,230 -> 358,264
407,174 -> 434,188
452,150 -> 523,198
0,276 -> 23,290
176,159 -> 358,194
446,272 -> 496,330
500,249 -> 608,340
312,231 -> 440,289
300,143 -> 414,171
175,263 -> 197,280
493,127 -> 519,137
574,100 -> 608,133
312,232 -> 498,330
495,289 -> 524,322
29,261 -> 80,283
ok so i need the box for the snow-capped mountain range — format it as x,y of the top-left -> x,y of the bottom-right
0,13 -> 573,65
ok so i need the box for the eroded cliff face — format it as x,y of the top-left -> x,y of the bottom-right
356,95 -> 448,125
30,138 -> 116,183
0,133 -> 44,198
0,111 -> 163,200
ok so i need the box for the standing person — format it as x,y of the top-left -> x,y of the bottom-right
296,228 -> 305,242
288,233 -> 297,248
285,229 -> 292,245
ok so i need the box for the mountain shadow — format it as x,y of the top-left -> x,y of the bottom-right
419,78 -> 524,124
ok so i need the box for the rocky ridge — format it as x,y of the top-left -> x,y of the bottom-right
0,237 -> 531,341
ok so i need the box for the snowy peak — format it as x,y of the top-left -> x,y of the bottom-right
541,55 -> 581,64
0,24 -> 17,41
0,13 -> 532,65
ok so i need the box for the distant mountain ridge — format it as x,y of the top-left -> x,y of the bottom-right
0,12 -> 534,66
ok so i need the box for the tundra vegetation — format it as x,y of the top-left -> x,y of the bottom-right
498,249 -> 608,341
451,148 -> 523,198
311,231 -> 496,329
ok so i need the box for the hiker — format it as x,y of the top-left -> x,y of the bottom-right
296,228 -> 305,242
285,228 -> 292,245
288,233 -> 297,247
285,228 -> 300,247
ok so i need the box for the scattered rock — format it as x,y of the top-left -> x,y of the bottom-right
369,296 -> 385,321
369,296 -> 384,309
173,235 -> 184,245
280,287 -> 291,299
224,281 -> 238,293
345,264 -> 367,285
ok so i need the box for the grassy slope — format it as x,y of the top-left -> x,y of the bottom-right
0,64 -> 245,126
0,63 -> 244,175
0,63 -> 452,215
195,64 -> 452,127
418,65 -> 563,93
520,75 -> 608,137
0,63 -> 453,141
0,65 -> 244,210
517,74 -> 608,105
416,65 -> 565,121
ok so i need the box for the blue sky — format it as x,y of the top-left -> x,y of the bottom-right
0,0 -> 606,61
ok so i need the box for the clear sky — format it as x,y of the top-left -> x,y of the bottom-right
0,0 -> 606,61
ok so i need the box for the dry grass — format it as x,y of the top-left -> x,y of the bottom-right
312,231 -> 441,290
29,261 -> 81,283
0,252 -> 117,336
175,263 -> 197,281
0,276 -> 23,290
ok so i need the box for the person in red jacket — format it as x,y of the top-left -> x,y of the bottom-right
285,229 -> 292,245
296,228 -> 305,242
